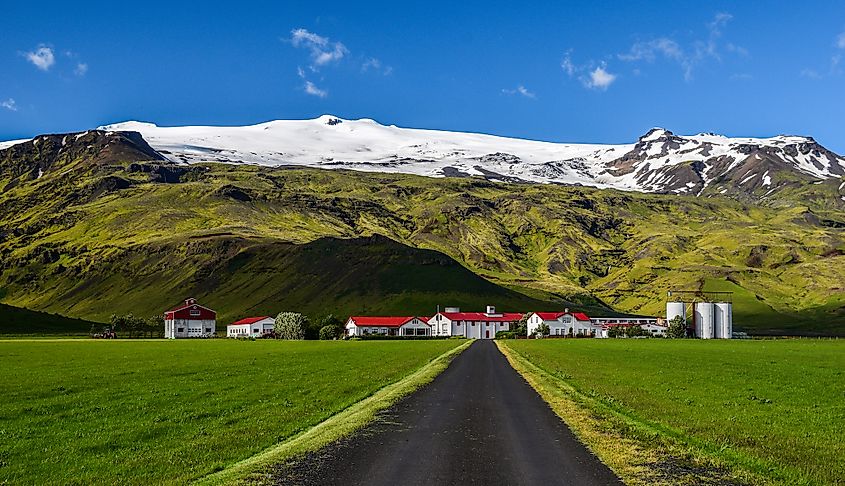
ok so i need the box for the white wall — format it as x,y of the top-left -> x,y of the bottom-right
167,319 -> 216,338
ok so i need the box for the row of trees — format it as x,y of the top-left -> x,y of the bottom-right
91,314 -> 164,338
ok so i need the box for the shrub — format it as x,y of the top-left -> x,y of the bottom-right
274,312 -> 307,340
308,314 -> 344,340
534,323 -> 550,338
319,324 -> 342,340
667,315 -> 687,338
514,314 -> 529,336
607,326 -> 624,338
626,325 -> 645,338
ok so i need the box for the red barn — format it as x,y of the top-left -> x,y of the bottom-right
164,297 -> 217,338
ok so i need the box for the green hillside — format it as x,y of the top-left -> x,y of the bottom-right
1,132 -> 843,334
0,302 -> 96,335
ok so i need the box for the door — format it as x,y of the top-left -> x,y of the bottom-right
485,330 -> 490,339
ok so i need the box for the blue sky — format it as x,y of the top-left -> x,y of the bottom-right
1,1 -> 844,151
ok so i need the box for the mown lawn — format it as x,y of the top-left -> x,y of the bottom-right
504,339 -> 845,485
0,339 -> 461,485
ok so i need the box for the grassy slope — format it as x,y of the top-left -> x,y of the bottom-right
0,302 -> 96,334
1,155 -> 843,334
0,339 -> 463,485
503,339 -> 845,485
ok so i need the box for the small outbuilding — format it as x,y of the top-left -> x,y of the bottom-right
345,316 -> 432,337
227,316 -> 275,338
164,298 -> 217,339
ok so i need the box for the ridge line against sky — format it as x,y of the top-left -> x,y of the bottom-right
1,1 -> 844,151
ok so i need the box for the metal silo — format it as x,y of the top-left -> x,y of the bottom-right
666,302 -> 686,322
714,302 -> 732,339
694,302 -> 715,339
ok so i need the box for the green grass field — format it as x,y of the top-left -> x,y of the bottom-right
0,339 -> 462,485
503,339 -> 845,485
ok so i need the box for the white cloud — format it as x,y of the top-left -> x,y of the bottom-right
304,80 -> 327,98
729,73 -> 753,81
296,66 -> 328,98
502,85 -> 536,98
290,28 -> 348,68
74,62 -> 88,76
618,38 -> 683,63
617,13 -> 745,81
837,32 -> 845,49
585,65 -> 616,90
25,45 -> 55,71
561,52 -> 617,91
362,57 -> 381,70
362,57 -> 392,75
1,98 -> 17,111
800,68 -> 822,79
561,51 -> 576,76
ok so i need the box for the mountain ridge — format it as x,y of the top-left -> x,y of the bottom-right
2,117 -> 842,202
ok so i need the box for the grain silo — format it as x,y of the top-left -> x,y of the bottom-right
714,302 -> 733,339
666,302 -> 686,322
694,302 -> 715,339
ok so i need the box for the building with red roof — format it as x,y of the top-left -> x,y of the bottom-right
527,309 -> 596,337
227,316 -> 275,338
345,316 -> 432,337
429,306 -> 521,339
164,298 -> 217,338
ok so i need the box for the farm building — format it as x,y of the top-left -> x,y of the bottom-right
595,322 -> 668,338
227,316 -> 274,338
429,306 -> 520,339
164,298 -> 216,339
345,316 -> 432,337
590,316 -> 663,327
527,310 -> 595,337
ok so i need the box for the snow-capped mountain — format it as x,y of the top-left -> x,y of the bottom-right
10,115 -> 845,196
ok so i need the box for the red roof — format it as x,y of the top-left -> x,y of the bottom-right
166,297 -> 214,313
438,312 -> 522,322
348,316 -> 421,328
231,316 -> 271,326
533,311 -> 591,321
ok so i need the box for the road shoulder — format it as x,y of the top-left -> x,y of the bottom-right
496,341 -> 763,486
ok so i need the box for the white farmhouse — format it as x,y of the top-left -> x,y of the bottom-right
227,316 -> 275,338
429,306 -> 521,339
527,310 -> 597,337
345,316 -> 432,337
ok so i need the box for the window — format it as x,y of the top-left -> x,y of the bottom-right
253,328 -> 259,333
205,328 -> 211,332
177,328 -> 184,333
190,309 -> 201,316
472,322 -> 476,326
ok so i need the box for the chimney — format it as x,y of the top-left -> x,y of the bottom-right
486,305 -> 496,315
564,307 -> 570,314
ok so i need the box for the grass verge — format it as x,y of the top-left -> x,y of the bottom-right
496,341 -> 779,486
194,339 -> 472,486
